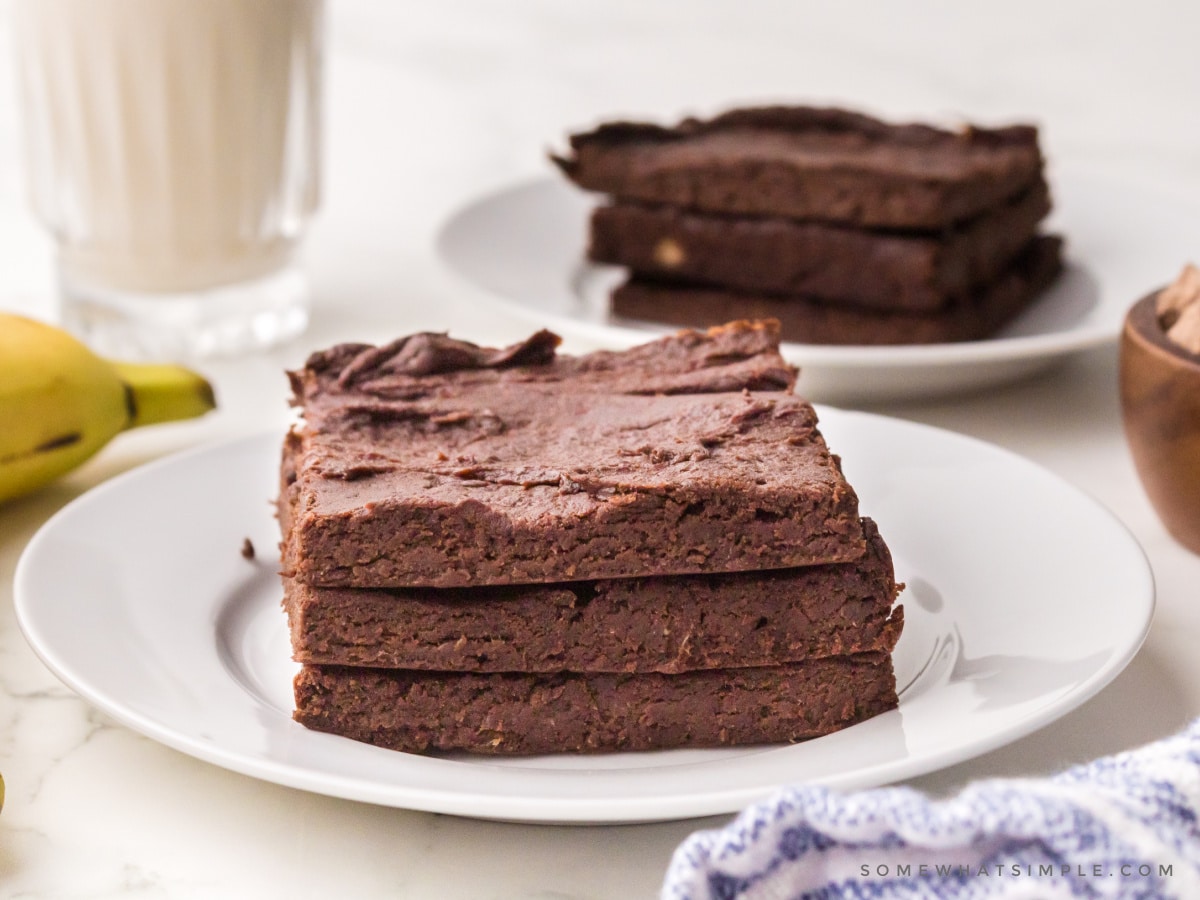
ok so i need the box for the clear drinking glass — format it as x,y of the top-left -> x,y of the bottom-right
12,0 -> 324,359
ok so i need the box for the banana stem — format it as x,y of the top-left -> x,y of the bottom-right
110,362 -> 217,429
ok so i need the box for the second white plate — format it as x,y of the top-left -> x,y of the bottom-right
436,167 -> 1198,403
13,410 -> 1153,823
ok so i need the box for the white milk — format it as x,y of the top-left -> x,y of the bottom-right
13,0 -> 323,295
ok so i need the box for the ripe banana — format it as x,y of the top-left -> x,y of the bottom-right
0,313 -> 216,505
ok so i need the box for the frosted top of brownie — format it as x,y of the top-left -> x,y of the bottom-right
554,105 -> 1044,228
283,321 -> 865,588
293,318 -> 794,401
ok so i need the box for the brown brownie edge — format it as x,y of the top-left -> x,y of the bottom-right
588,181 -> 1052,310
554,105 -> 1044,229
284,518 -> 903,673
611,235 -> 1064,346
292,652 -> 899,755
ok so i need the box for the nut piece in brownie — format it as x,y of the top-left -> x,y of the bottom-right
282,320 -> 865,589
293,652 -> 899,755
553,105 -> 1045,229
588,181 -> 1052,310
613,236 -> 1063,346
284,517 -> 902,673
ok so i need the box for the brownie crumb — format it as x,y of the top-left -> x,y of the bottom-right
241,538 -> 256,560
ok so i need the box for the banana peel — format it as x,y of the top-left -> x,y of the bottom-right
0,313 -> 216,505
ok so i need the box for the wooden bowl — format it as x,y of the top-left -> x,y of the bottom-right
1119,290 -> 1200,554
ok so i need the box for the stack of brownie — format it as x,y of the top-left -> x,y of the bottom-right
279,321 -> 904,755
553,106 -> 1063,345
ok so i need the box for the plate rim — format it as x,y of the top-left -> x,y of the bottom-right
13,416 -> 1155,823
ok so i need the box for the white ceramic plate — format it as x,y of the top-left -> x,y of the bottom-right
14,411 -> 1153,824
436,168 -> 1198,404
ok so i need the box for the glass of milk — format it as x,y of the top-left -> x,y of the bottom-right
12,0 -> 324,359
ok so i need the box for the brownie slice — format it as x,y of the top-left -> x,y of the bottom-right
293,652 -> 898,754
553,106 -> 1044,229
284,518 -> 902,673
612,235 -> 1063,346
282,321 -> 866,589
588,181 -> 1052,311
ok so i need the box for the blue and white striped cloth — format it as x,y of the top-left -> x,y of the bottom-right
663,720 -> 1200,899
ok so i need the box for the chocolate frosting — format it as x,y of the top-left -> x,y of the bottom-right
281,320 -> 865,589
334,330 -> 561,388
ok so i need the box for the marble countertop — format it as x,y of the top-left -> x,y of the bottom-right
1,1 -> 1199,896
